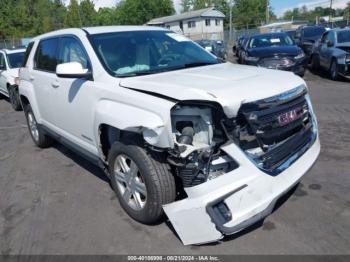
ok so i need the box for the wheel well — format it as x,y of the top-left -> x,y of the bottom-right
99,124 -> 143,161
20,95 -> 30,108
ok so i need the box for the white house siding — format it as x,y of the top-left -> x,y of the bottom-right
147,8 -> 225,41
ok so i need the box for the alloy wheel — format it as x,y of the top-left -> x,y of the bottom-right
113,154 -> 147,211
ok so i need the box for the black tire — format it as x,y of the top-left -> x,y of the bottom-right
7,85 -> 22,111
330,59 -> 339,81
108,141 -> 176,224
310,55 -> 319,71
24,104 -> 53,148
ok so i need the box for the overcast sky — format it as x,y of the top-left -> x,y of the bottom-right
66,0 -> 349,17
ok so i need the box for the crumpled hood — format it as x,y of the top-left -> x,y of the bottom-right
120,63 -> 305,118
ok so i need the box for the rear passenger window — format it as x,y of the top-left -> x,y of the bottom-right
35,38 -> 59,72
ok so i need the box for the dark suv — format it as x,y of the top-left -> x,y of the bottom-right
295,26 -> 327,61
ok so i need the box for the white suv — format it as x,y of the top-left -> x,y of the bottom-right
0,48 -> 26,110
19,27 -> 320,245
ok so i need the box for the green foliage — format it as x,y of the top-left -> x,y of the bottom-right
282,3 -> 350,22
0,0 -> 175,39
232,0 -> 273,29
116,0 -> 175,25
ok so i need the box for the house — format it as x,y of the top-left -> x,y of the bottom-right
147,7 -> 225,41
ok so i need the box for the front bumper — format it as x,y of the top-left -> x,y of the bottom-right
245,59 -> 306,76
163,135 -> 320,245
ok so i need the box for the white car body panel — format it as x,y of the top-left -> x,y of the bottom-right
0,49 -> 25,96
18,27 -> 320,245
120,63 -> 305,118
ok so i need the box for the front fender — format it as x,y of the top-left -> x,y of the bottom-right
94,99 -> 175,150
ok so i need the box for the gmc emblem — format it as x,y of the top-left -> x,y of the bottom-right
278,107 -> 304,126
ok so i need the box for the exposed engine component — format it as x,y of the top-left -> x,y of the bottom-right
169,104 -> 238,187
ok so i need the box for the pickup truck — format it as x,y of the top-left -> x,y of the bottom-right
18,26 -> 320,245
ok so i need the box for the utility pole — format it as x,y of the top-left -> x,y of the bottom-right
229,0 -> 233,43
266,0 -> 270,25
329,0 -> 333,27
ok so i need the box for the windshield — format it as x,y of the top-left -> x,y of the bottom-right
248,34 -> 294,48
337,30 -> 350,43
7,52 -> 25,68
303,27 -> 326,38
89,30 -> 218,77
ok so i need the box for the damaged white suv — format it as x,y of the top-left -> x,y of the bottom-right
19,27 -> 320,245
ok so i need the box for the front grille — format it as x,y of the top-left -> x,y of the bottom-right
236,86 -> 316,175
258,57 -> 295,69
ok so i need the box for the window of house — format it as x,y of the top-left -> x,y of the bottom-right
205,19 -> 211,26
188,21 -> 196,28
215,19 -> 220,26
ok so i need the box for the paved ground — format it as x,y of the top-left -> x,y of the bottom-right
0,68 -> 350,255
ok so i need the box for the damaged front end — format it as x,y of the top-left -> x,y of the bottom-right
162,85 -> 320,245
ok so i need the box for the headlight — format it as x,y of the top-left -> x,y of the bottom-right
295,52 -> 305,60
245,56 -> 259,62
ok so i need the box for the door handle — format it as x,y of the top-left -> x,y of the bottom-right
51,82 -> 60,88
30,76 -> 35,81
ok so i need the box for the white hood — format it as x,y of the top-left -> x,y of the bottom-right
120,63 -> 305,117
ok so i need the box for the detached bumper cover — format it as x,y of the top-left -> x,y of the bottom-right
163,136 -> 320,245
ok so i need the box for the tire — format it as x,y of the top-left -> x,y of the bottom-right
330,59 -> 339,81
7,85 -> 22,111
108,141 -> 176,224
310,55 -> 319,71
24,104 -> 53,148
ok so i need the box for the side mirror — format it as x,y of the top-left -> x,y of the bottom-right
56,62 -> 92,80
327,41 -> 334,47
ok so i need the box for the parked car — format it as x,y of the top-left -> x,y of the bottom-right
311,28 -> 350,80
237,36 -> 249,63
284,29 -> 296,40
0,48 -> 26,110
233,35 -> 246,56
196,39 -> 227,61
18,27 -> 320,245
240,32 -> 307,76
295,26 -> 327,61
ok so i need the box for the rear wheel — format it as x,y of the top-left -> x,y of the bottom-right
310,55 -> 319,71
7,85 -> 22,111
108,141 -> 176,224
24,104 -> 53,148
330,59 -> 339,81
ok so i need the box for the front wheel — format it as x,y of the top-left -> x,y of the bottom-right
7,85 -> 22,111
108,141 -> 176,224
330,59 -> 339,81
24,104 -> 53,148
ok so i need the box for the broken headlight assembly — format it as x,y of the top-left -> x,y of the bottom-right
168,102 -> 238,188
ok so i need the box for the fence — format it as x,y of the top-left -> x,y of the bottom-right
0,38 -> 31,49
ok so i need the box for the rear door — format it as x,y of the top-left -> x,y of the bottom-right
31,37 -> 60,124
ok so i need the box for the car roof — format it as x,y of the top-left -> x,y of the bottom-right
330,28 -> 350,33
0,48 -> 26,54
32,26 -> 169,41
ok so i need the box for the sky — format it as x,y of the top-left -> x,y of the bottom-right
73,0 -> 349,17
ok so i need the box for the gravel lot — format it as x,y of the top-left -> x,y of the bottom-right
0,67 -> 349,255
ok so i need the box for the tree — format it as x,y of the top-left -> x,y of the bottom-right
64,0 -> 82,28
180,0 -> 193,12
80,0 -> 97,27
233,0 -> 273,28
116,0 -> 175,25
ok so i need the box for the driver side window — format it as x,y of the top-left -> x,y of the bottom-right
59,37 -> 89,69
